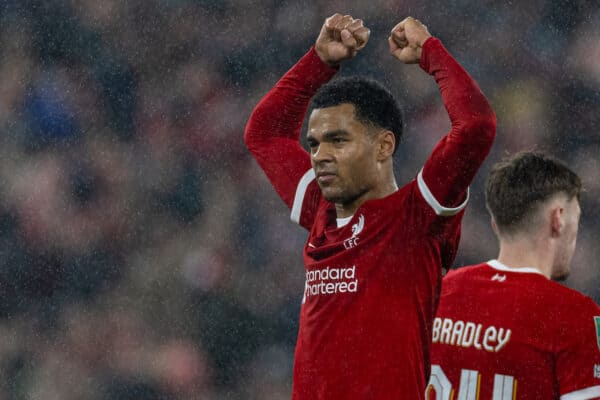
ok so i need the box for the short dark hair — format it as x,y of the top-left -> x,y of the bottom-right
311,76 -> 403,154
485,151 -> 582,235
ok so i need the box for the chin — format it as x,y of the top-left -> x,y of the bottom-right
322,193 -> 346,203
319,187 -> 346,203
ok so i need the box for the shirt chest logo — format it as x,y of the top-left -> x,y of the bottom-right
343,214 -> 365,250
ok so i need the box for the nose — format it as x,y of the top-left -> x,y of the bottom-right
311,143 -> 334,164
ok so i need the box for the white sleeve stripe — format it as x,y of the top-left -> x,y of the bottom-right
417,169 -> 469,216
291,169 -> 316,224
561,385 -> 600,400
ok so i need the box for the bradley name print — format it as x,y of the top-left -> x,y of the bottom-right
432,317 -> 512,352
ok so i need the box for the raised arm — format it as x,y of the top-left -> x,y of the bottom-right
243,47 -> 336,211
390,17 -> 497,210
244,14 -> 370,228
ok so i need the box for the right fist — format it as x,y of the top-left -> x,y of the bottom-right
315,14 -> 370,66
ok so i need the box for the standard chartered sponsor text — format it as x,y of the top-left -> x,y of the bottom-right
304,265 -> 358,298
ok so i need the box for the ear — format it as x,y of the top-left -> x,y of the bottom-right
550,206 -> 564,237
376,130 -> 395,161
490,217 -> 499,235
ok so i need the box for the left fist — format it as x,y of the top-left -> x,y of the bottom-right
388,17 -> 432,64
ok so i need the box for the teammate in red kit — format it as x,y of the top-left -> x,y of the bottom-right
245,13 -> 496,399
428,152 -> 600,400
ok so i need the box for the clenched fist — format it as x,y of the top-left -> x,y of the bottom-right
388,17 -> 432,64
315,14 -> 370,66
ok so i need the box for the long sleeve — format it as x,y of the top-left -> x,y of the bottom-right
244,47 -> 338,228
419,38 -> 497,209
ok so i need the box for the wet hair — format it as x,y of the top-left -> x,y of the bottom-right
485,151 -> 582,236
311,76 -> 403,154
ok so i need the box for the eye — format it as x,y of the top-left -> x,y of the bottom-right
332,137 -> 345,145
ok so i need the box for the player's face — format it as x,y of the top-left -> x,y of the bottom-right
552,197 -> 581,281
307,103 -> 380,205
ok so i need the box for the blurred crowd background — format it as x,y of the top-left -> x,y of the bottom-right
0,0 -> 598,398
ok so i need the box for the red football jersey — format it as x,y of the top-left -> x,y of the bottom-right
429,261 -> 600,400
291,176 -> 467,399
245,38 -> 496,399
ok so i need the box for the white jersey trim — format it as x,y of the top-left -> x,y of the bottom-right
336,215 -> 353,228
417,169 -> 469,216
561,385 -> 600,400
291,169 -> 316,225
487,260 -> 546,277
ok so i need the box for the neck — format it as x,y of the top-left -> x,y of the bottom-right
335,179 -> 398,218
496,234 -> 553,279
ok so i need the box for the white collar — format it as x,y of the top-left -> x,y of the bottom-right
487,259 -> 546,277
336,215 -> 353,228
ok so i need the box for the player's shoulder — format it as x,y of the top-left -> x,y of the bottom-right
380,178 -> 454,217
360,181 -> 415,214
529,278 -> 600,329
553,283 -> 600,314
548,285 -> 600,345
385,180 -> 414,205
443,262 -> 489,281
440,263 -> 489,294
535,276 -> 598,309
